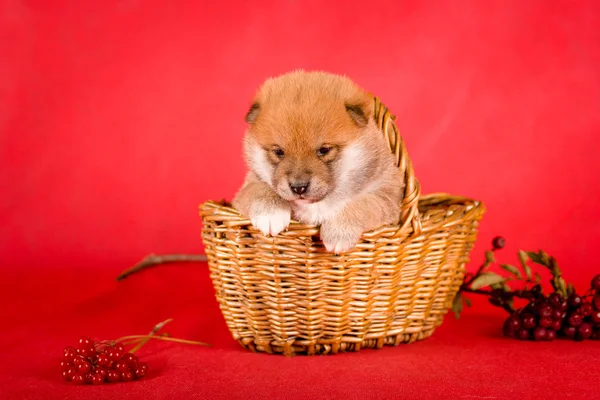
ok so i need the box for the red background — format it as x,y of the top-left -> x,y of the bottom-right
1,1 -> 599,399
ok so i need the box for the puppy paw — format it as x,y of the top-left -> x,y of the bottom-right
320,221 -> 363,254
249,201 -> 291,236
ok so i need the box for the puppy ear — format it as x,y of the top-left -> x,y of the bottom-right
345,102 -> 371,127
245,103 -> 260,124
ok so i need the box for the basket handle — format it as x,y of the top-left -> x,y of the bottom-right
372,96 -> 422,235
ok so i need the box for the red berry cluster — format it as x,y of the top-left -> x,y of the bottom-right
61,337 -> 149,385
504,275 -> 600,341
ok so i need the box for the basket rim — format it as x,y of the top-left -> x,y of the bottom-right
198,192 -> 485,239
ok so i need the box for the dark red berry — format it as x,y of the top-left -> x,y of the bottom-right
78,337 -> 94,348
60,361 -> 73,371
63,347 -> 77,362
77,336 -> 96,357
568,313 -> 583,327
121,353 -> 139,368
522,314 -> 536,330
503,321 -> 517,338
533,327 -> 547,341
107,348 -> 123,362
77,346 -> 95,359
548,293 -> 563,309
579,303 -> 593,317
558,300 -> 568,312
531,285 -> 542,296
568,294 -> 583,308
551,319 -> 562,332
73,355 -> 86,366
551,309 -> 563,320
539,306 -> 553,319
563,326 -> 577,339
77,361 -> 91,374
560,311 -> 567,320
546,329 -> 557,341
107,369 -> 120,383
591,274 -> 600,291
121,370 -> 134,382
114,343 -> 125,353
90,373 -> 103,385
135,363 -> 148,379
591,310 -> 600,324
62,367 -> 76,382
539,317 -> 553,328
114,362 -> 131,373
492,236 -> 506,250
593,295 -> 600,311
96,367 -> 108,382
518,329 -> 531,340
71,373 -> 85,385
96,353 -> 112,368
577,323 -> 593,340
506,316 -> 521,330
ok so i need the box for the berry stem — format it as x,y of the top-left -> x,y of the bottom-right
116,254 -> 208,281
464,258 -> 491,286
128,318 -> 174,353
115,335 -> 211,348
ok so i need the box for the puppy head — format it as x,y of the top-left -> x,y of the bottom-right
243,70 -> 384,204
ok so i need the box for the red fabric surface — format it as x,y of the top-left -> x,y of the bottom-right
1,263 -> 599,400
2,0 -> 600,399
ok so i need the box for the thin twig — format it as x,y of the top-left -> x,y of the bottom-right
460,287 -> 533,299
115,335 -> 211,347
129,318 -> 174,353
116,254 -> 208,281
460,286 -> 536,313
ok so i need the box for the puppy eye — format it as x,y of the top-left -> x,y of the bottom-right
272,148 -> 285,158
317,146 -> 331,157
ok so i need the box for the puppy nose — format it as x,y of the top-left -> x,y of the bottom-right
290,182 -> 309,195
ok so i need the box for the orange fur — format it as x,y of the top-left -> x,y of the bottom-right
232,70 -> 404,253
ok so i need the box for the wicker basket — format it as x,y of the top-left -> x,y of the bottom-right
199,97 -> 485,356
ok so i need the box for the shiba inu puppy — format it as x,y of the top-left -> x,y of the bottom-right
232,70 -> 403,253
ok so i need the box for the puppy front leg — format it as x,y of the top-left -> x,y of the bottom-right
232,172 -> 291,236
320,193 -> 400,254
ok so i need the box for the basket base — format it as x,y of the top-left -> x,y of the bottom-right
236,326 -> 438,356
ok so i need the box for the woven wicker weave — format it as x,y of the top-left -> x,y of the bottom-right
199,97 -> 485,356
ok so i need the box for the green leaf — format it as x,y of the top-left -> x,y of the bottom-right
471,272 -> 506,290
485,251 -> 496,264
452,293 -> 464,319
518,250 -> 529,265
567,283 -> 575,296
535,273 -> 541,284
558,278 -> 567,297
518,251 -> 532,279
500,264 -> 522,278
464,297 -> 472,307
524,265 -> 533,281
527,251 -> 551,267
549,257 -> 561,277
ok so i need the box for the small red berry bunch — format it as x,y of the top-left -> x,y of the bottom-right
62,338 -> 149,385
60,319 -> 209,385
503,282 -> 600,341
455,237 -> 600,342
